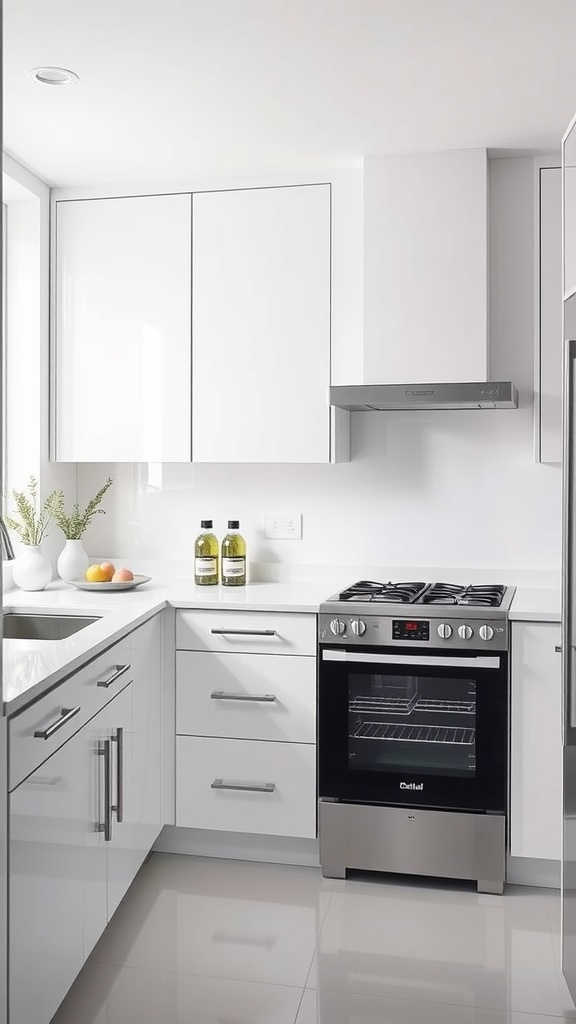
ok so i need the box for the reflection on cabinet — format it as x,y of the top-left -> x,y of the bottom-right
9,680 -> 133,1024
536,162 -> 562,464
192,183 -> 348,463
175,610 -> 317,838
53,193 -> 192,462
510,621 -> 562,862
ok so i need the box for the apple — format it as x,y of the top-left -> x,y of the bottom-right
112,567 -> 134,582
99,561 -> 116,581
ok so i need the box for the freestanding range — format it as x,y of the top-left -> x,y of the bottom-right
317,581 -> 515,894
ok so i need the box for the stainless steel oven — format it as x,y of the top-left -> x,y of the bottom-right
317,581 -> 515,894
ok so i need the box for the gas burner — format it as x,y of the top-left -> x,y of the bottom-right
338,581 -> 428,604
421,583 -> 506,608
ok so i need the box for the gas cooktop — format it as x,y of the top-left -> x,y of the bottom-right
335,580 -> 508,607
320,580 -> 516,619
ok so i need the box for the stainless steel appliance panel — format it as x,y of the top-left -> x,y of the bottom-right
319,799 -> 505,894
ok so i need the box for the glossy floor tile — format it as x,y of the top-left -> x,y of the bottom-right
295,988 -> 576,1024
53,963 -> 304,1024
49,855 -> 576,1024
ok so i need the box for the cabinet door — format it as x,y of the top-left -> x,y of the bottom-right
9,725 -> 87,1024
537,165 -> 562,464
510,621 -> 562,861
99,683 -> 134,920
131,615 -> 163,874
363,149 -> 488,384
54,193 -> 192,462
564,118 -> 576,300
192,184 -> 333,463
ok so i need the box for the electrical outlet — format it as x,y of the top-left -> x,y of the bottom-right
264,513 -> 302,540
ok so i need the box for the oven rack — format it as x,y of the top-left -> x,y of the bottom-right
351,721 -> 476,745
349,697 -> 475,716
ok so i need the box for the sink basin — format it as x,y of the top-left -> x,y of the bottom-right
3,612 -> 101,641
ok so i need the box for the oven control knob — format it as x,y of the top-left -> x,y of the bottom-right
479,624 -> 494,641
437,623 -> 453,640
351,619 -> 366,636
458,624 -> 474,641
330,618 -> 346,636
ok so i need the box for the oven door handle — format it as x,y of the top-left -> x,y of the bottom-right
321,650 -> 501,669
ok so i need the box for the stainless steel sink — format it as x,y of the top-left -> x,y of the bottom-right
2,612 -> 101,640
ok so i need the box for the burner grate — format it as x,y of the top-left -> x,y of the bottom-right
339,580 -> 428,604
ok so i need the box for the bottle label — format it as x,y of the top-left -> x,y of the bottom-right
195,557 -> 217,577
222,557 -> 245,577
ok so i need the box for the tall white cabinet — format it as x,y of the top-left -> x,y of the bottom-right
54,193 -> 192,462
192,183 -> 339,463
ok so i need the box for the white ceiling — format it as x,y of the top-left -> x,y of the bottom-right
4,0 -> 576,188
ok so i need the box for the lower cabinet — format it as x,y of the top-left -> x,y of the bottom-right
175,610 -> 317,840
510,620 -> 562,861
130,614 -> 163,874
177,735 -> 317,838
9,682 -> 133,1024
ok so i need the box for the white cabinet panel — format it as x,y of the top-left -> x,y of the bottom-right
537,165 -> 563,464
9,726 -> 86,1024
363,149 -> 488,384
176,651 -> 316,743
176,735 -> 316,838
192,184 -> 336,463
131,614 -> 163,874
54,193 -> 191,462
510,621 -> 562,861
176,609 -> 316,656
99,684 -> 134,920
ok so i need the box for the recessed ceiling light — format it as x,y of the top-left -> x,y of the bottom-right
27,67 -> 79,86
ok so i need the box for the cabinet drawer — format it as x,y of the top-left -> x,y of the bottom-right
176,735 -> 316,838
176,610 -> 316,656
176,651 -> 316,742
9,636 -> 132,791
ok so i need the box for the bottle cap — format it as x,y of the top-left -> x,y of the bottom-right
200,520 -> 213,528
228,520 -> 240,529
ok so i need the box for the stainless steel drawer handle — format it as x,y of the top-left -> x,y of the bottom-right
34,705 -> 81,739
210,690 -> 277,703
211,778 -> 276,794
211,628 -> 278,637
97,664 -> 130,688
111,727 -> 124,823
97,739 -> 112,842
556,645 -> 562,653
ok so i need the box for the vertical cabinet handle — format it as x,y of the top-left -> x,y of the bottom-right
98,739 -> 112,842
111,727 -> 124,823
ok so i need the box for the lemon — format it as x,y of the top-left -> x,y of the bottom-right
85,564 -> 109,583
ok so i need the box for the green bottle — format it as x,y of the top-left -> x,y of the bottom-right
194,520 -> 219,586
221,520 -> 246,586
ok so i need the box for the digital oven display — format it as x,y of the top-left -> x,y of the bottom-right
392,619 -> 430,641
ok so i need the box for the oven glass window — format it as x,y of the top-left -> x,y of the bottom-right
348,673 -> 476,778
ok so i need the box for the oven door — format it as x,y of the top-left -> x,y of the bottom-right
318,645 -> 508,813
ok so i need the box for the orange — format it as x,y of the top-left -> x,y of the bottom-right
99,561 -> 116,581
85,564 -> 109,583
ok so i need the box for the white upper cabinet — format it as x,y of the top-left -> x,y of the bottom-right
54,193 -> 192,462
535,163 -> 562,464
563,117 -> 576,300
192,183 -> 345,462
363,149 -> 488,384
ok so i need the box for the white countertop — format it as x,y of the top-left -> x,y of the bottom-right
2,577 -> 563,714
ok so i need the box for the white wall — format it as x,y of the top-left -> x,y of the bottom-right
78,157 -> 561,582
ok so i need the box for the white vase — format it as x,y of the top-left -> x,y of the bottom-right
57,538 -> 90,583
13,544 -> 53,592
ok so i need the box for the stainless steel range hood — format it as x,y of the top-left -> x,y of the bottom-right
329,381 -> 518,412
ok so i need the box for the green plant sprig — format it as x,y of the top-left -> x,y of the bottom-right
49,477 -> 113,540
4,476 -> 57,546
